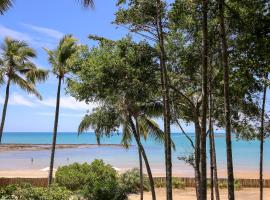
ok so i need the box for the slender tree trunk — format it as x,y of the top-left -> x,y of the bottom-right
212,129 -> 220,200
194,115 -> 201,200
208,57 -> 220,200
0,78 -> 11,144
139,149 -> 144,200
130,117 -> 156,200
260,74 -> 267,200
209,127 -> 214,200
208,67 -> 220,200
200,0 -> 209,199
218,1 -> 235,199
155,1 -> 172,199
136,118 -> 144,200
48,76 -> 62,186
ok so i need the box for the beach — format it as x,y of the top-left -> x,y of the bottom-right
128,188 -> 270,200
0,143 -> 269,179
0,132 -> 269,179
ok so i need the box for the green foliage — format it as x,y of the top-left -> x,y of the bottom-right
55,162 -> 91,191
218,179 -> 242,190
81,160 -> 127,200
0,37 -> 48,98
55,160 -> 127,200
119,168 -> 150,193
154,178 -> 185,189
0,184 -> 72,200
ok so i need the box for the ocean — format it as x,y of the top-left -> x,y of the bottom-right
0,132 -> 269,177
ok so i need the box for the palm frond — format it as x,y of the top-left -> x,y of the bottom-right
78,0 -> 94,8
121,120 -> 133,148
0,0 -> 13,15
24,67 -> 49,84
11,74 -> 42,100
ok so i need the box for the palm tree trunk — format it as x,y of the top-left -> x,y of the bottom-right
139,146 -> 144,200
218,0 -> 235,199
130,116 -> 156,200
155,1 -> 172,199
200,0 -> 209,199
260,73 -> 267,200
48,76 -> 62,186
0,78 -> 11,144
136,119 -> 144,200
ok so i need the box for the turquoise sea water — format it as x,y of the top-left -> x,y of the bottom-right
0,132 -> 269,177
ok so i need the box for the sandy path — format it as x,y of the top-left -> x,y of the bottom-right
128,188 -> 270,200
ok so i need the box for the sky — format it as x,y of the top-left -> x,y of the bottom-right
0,0 -> 195,132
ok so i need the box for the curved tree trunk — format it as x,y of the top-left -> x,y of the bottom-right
260,74 -> 267,200
136,119 -> 144,200
139,149 -> 144,200
130,117 -> 156,200
48,77 -> 62,186
194,114 -> 201,200
218,0 -> 235,199
0,78 -> 11,144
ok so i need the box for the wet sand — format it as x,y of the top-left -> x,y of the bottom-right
128,188 -> 270,200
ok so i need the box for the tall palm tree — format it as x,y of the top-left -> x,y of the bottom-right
0,0 -> 13,15
0,37 -> 48,143
45,35 -> 77,185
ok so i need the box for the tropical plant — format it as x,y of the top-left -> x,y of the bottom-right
0,183 -> 72,200
45,34 -> 78,185
0,37 -> 48,143
81,159 -> 127,200
0,0 -> 13,15
55,162 -> 92,191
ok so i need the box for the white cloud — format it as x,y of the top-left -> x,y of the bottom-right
22,23 -> 64,39
40,96 -> 96,111
0,24 -> 64,48
37,112 -> 84,118
0,93 -> 35,107
0,25 -> 31,41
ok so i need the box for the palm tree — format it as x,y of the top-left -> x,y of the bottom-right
0,0 -> 13,14
78,102 -> 164,200
0,37 -> 48,143
45,35 -> 77,185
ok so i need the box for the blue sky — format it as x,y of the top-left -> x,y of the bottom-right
0,0 -> 195,132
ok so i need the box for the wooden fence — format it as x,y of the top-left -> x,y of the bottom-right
0,177 -> 269,188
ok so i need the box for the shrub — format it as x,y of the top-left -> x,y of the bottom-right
0,184 -> 72,200
55,162 -> 91,191
81,159 -> 127,200
218,179 -> 242,190
119,168 -> 150,193
172,178 -> 185,189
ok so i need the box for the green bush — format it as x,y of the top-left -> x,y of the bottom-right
81,159 -> 127,200
218,179 -> 242,190
55,162 -> 92,191
119,168 -> 150,193
172,178 -> 185,189
0,184 -> 72,200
